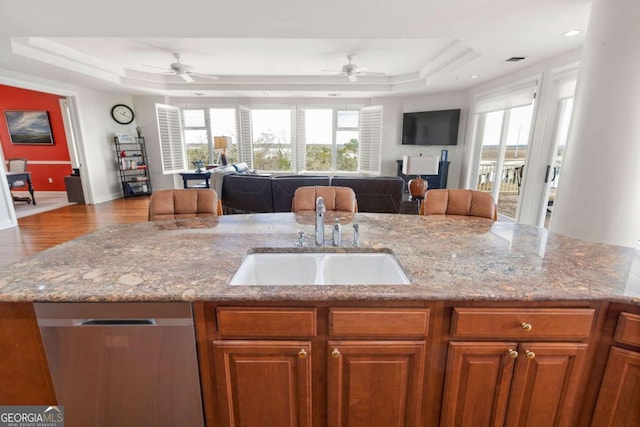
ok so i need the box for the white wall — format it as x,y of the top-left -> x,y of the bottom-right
74,88 -> 138,203
0,149 -> 17,230
132,95 -> 176,191
374,91 -> 470,187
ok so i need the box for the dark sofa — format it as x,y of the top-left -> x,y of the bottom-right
221,173 -> 404,214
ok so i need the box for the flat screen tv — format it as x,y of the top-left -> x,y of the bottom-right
402,109 -> 461,146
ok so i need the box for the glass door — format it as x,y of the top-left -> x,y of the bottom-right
543,97 -> 574,228
475,104 -> 534,220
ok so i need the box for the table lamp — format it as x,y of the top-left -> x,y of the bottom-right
214,136 -> 231,166
402,155 -> 440,199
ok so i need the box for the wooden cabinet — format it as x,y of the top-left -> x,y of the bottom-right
203,304 -> 430,427
0,303 -> 56,404
441,307 -> 594,427
327,340 -> 425,427
196,302 -> 613,427
591,311 -> 640,426
213,340 -> 312,427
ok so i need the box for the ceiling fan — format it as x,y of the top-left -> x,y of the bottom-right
322,54 -> 385,82
146,53 -> 218,83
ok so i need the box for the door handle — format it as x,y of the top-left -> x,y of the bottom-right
544,165 -> 551,183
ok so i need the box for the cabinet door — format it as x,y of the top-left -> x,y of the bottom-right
327,340 -> 426,427
591,347 -> 640,426
505,342 -> 587,427
440,342 -> 518,427
0,303 -> 56,405
213,340 -> 312,427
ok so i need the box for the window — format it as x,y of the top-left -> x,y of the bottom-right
183,109 -> 209,168
304,109 -> 360,173
305,109 -> 333,171
160,104 -> 382,175
182,108 -> 239,167
251,109 -> 294,172
336,110 -> 360,172
209,109 -> 238,164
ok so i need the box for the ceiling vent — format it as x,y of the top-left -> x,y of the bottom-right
506,56 -> 526,62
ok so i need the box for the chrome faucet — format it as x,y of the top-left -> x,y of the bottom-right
315,196 -> 325,246
352,223 -> 360,247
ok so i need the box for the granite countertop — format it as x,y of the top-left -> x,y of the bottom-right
0,212 -> 638,304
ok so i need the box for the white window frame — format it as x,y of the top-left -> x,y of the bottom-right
155,103 -> 383,176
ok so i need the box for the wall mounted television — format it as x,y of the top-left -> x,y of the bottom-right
401,109 -> 461,146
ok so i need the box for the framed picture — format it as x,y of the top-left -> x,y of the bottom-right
115,133 -> 132,143
4,110 -> 54,145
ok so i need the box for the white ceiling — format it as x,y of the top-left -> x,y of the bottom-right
0,0 -> 591,98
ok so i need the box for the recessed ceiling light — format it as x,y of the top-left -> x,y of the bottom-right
470,75 -> 479,79
563,30 -> 581,37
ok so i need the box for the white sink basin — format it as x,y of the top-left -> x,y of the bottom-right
229,251 -> 410,286
229,253 -> 319,286
321,253 -> 410,285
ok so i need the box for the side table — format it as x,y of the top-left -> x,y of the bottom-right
179,171 -> 212,189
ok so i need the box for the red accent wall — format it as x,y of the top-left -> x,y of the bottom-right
0,84 -> 71,192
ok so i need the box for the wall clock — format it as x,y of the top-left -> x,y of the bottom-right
111,104 -> 135,125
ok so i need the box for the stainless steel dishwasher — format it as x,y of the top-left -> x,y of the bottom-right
34,302 -> 204,427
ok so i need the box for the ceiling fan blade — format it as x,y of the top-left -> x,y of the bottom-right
348,74 -> 358,83
353,66 -> 369,73
179,73 -> 195,83
143,64 -> 173,71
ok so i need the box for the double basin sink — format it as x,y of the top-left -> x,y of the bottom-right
230,248 -> 410,286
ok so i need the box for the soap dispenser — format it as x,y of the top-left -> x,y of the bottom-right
332,219 -> 342,246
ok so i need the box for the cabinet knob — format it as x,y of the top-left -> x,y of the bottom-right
331,348 -> 341,358
298,348 -> 307,359
508,349 -> 519,359
521,322 -> 533,331
525,350 -> 536,360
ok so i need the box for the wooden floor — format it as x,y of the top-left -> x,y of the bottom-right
0,196 -> 150,266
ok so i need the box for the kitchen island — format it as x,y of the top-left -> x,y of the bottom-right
0,212 -> 638,304
0,212 -> 638,426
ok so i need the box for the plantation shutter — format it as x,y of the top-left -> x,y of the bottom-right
359,105 -> 383,175
237,105 -> 253,169
295,107 -> 306,173
155,103 -> 186,174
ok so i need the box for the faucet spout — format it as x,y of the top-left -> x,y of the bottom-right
315,196 -> 325,246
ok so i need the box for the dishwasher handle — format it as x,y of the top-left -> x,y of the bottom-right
79,319 -> 156,326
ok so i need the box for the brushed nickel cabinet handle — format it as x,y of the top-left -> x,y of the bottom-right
331,348 -> 340,358
525,350 -> 536,360
521,322 -> 533,331
508,349 -> 519,359
298,348 -> 307,359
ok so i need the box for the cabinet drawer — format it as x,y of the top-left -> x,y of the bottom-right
451,308 -> 594,339
614,312 -> 640,347
216,307 -> 317,337
329,308 -> 429,336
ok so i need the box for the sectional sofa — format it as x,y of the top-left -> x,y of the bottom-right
215,165 -> 405,214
